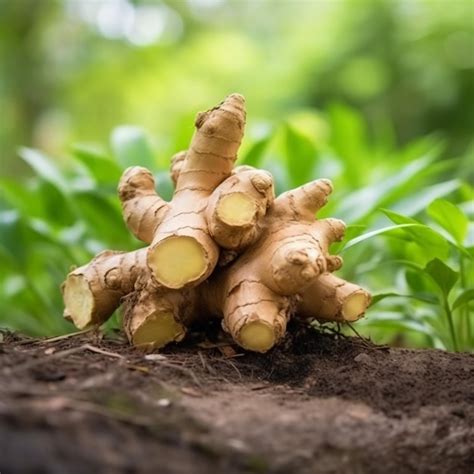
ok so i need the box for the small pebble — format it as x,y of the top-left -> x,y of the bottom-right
145,354 -> 167,361
228,438 -> 248,452
354,353 -> 372,364
157,398 -> 171,407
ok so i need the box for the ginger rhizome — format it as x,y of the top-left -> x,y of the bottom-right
200,179 -> 371,352
63,94 -> 274,339
118,93 -> 273,289
62,93 -> 371,352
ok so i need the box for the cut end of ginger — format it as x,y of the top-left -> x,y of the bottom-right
217,192 -> 257,226
148,236 -> 208,288
63,275 -> 95,329
239,320 -> 276,353
132,312 -> 186,349
341,292 -> 369,321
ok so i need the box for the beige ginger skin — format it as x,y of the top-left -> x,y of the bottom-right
118,93 -> 273,290
62,93 -> 371,352
200,179 -> 371,352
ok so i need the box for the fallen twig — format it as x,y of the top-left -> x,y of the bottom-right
4,344 -> 124,375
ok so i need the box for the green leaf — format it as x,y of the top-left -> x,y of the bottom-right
328,103 -> 368,187
19,147 -> 69,195
330,224 -> 366,253
111,126 -> 155,170
452,289 -> 474,311
0,210 -> 25,265
360,312 -> 436,336
0,178 -> 45,218
342,223 -> 420,251
424,258 -> 459,297
241,135 -> 272,167
427,199 -> 469,245
370,292 -> 437,306
73,191 -> 132,247
337,154 -> 437,222
72,144 -> 122,185
382,209 -> 450,260
285,124 -> 318,186
392,180 -> 460,217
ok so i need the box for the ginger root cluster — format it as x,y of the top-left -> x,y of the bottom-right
62,94 -> 371,353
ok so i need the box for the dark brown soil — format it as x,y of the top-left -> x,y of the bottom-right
1,325 -> 473,474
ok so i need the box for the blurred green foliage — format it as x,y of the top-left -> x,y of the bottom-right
1,0 -> 473,171
0,0 -> 473,349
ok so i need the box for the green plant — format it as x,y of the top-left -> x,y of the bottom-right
1,103 -> 472,350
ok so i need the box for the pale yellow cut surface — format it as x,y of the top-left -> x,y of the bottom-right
63,276 -> 94,329
342,293 -> 368,321
149,236 -> 207,288
133,312 -> 185,348
217,193 -> 256,226
239,321 -> 275,353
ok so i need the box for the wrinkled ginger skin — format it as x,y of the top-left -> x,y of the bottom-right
297,273 -> 371,323
62,93 -> 371,354
200,179 -> 369,353
147,94 -> 246,289
206,166 -> 274,251
118,167 -> 170,244
122,283 -> 198,350
62,249 -> 147,329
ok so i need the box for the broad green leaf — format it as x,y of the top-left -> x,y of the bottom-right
424,258 -> 458,297
427,199 -> 469,245
452,289 -> 474,311
111,126 -> 155,169
405,269 -> 435,295
241,135 -> 272,167
72,144 -> 122,185
37,181 -> 77,227
328,103 -> 368,187
337,154 -> 437,222
19,147 -> 69,194
285,124 -> 318,186
382,209 -> 449,260
73,191 -> 131,247
0,210 -> 25,265
0,178 -> 45,218
392,180 -> 460,217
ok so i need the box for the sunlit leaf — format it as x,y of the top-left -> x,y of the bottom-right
382,209 -> 449,260
111,126 -> 155,169
342,223 -> 420,251
0,178 -> 45,218
452,289 -> 474,311
427,199 -> 469,245
285,124 -> 318,186
72,144 -> 122,185
0,210 -> 24,264
328,103 -> 368,187
241,135 -> 272,167
73,191 -> 132,247
337,154 -> 437,221
392,180 -> 460,217
370,292 -> 437,306
19,147 -> 69,194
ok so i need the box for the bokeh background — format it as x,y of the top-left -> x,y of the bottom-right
1,0 -> 473,350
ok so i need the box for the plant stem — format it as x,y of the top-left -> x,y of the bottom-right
444,297 -> 458,352
459,256 -> 471,345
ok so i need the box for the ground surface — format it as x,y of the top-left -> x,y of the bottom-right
1,325 -> 473,474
